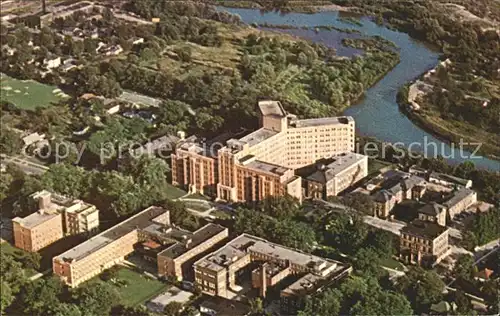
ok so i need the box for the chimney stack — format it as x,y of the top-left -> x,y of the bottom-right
41,0 -> 47,14
260,264 -> 267,298
38,192 -> 52,210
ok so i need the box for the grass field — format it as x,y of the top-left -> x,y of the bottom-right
114,268 -> 169,306
0,74 -> 69,109
88,266 -> 169,306
165,184 -> 187,200
380,257 -> 405,271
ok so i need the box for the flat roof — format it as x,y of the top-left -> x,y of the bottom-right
118,91 -> 162,107
290,116 -> 353,128
13,211 -> 60,229
158,224 -> 226,259
258,100 -> 286,117
199,295 -> 251,315
402,219 -> 449,239
281,273 -> 322,296
443,188 -> 476,208
430,172 -> 470,186
195,234 -> 343,275
245,159 -> 290,176
238,128 -> 278,147
56,206 -> 166,261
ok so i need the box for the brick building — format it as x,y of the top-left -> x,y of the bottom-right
399,219 -> 451,267
172,101 -> 356,203
193,234 -> 351,313
12,190 -> 100,252
53,206 -> 227,287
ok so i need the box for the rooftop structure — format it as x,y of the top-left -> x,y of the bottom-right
401,219 -> 448,239
194,234 -> 351,302
199,295 -> 251,316
55,206 -> 166,262
13,211 -> 59,229
12,190 -> 99,252
54,206 -> 228,287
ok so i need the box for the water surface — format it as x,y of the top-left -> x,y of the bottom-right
219,7 -> 499,170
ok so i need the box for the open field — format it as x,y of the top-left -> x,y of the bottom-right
87,266 -> 169,306
1,74 -> 69,109
165,185 -> 187,200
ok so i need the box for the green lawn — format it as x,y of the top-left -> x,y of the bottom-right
380,257 -> 405,271
165,184 -> 187,200
0,73 -> 69,109
114,268 -> 169,306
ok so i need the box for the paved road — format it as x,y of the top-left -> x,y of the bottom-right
1,154 -> 49,175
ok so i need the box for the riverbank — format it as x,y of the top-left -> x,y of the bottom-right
398,86 -> 500,161
217,1 -> 354,13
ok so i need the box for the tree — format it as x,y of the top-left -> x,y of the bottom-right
455,289 -> 473,315
298,289 -> 342,316
453,254 -> 476,282
72,282 -> 120,315
352,247 -> 384,278
16,277 -> 63,315
174,46 -> 192,62
40,164 -> 93,199
396,267 -> 445,312
0,127 -> 23,155
0,281 -> 14,314
110,305 -> 152,316
163,301 -> 183,316
99,266 -> 119,281
249,297 -> 264,315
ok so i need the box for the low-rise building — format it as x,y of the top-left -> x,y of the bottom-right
194,234 -> 351,313
299,152 -> 368,199
429,172 -> 472,189
12,190 -> 100,252
443,188 -> 477,219
199,295 -> 251,316
399,219 -> 450,267
30,190 -> 100,235
417,202 -> 447,226
364,171 -> 426,218
12,209 -> 63,252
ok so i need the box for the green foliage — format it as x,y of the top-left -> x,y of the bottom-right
110,305 -> 152,316
254,195 -> 301,219
234,207 -> 316,252
468,207 -> 500,246
395,267 -> 445,312
72,282 -> 121,316
0,126 -> 23,155
453,254 -> 476,282
300,275 -> 413,316
0,281 -> 14,315
324,213 -> 368,254
163,301 -> 183,316
161,200 -> 201,231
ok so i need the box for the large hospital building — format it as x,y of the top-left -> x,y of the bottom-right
172,101 -> 360,202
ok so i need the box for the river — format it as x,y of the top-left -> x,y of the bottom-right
218,7 -> 499,171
